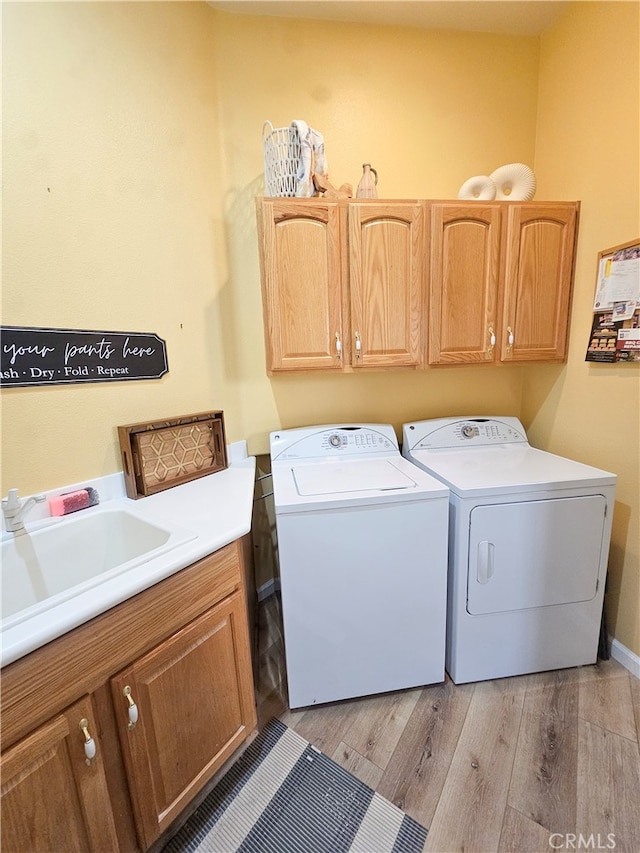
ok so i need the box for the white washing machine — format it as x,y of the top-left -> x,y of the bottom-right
402,416 -> 617,684
270,424 -> 449,708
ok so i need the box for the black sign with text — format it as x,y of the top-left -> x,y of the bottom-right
1,327 -> 169,387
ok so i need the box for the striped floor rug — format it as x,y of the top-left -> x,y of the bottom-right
163,718 -> 427,853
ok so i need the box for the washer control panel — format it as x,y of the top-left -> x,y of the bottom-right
403,417 -> 528,451
271,424 -> 398,461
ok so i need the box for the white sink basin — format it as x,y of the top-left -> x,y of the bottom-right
1,504 -> 197,629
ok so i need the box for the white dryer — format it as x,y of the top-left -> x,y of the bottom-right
402,417 -> 616,684
270,424 -> 449,708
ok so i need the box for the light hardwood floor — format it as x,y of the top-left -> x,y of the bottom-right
255,594 -> 640,853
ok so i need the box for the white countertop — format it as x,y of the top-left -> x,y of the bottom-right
1,447 -> 256,668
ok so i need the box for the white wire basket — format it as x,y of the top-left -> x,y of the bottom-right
262,121 -> 301,197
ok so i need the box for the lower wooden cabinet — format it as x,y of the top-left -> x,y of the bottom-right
0,538 -> 257,853
112,592 -> 256,849
1,695 -> 119,853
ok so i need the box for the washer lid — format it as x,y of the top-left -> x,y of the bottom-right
293,458 -> 415,496
406,445 -> 616,497
273,455 -> 448,512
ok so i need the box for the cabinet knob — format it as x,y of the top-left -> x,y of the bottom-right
79,718 -> 97,765
123,685 -> 139,730
354,331 -> 362,359
507,326 -> 514,352
488,326 -> 496,354
335,332 -> 342,359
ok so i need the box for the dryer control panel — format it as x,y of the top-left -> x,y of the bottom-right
271,424 -> 398,461
403,417 -> 528,451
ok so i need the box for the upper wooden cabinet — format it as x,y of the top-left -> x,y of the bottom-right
500,203 -> 579,362
349,202 -> 424,368
257,199 -> 344,372
256,198 -> 425,372
257,198 -> 579,372
428,203 -> 502,364
428,201 -> 579,365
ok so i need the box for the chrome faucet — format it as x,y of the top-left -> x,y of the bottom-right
2,489 -> 46,534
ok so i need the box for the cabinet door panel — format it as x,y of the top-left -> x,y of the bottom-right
112,592 -> 256,848
349,202 -> 424,367
1,696 -> 118,853
501,203 -> 578,361
258,200 -> 344,371
429,204 -> 501,364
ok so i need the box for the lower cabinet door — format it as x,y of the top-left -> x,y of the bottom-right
1,695 -> 119,853
111,591 -> 257,849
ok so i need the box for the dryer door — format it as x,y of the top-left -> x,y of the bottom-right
467,495 -> 607,615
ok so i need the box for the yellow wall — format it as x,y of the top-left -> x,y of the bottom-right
2,1 -> 235,488
2,3 -> 638,655
525,1 -> 640,656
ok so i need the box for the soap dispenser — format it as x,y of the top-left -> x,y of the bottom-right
356,163 -> 378,198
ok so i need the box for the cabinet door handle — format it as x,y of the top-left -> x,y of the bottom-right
488,326 -> 496,354
79,718 -> 97,765
335,332 -> 342,359
123,685 -> 139,730
354,331 -> 362,359
507,326 -> 514,353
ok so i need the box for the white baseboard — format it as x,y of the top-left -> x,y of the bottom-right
609,637 -> 640,679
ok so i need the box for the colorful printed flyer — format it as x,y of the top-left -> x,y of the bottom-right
586,241 -> 640,363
